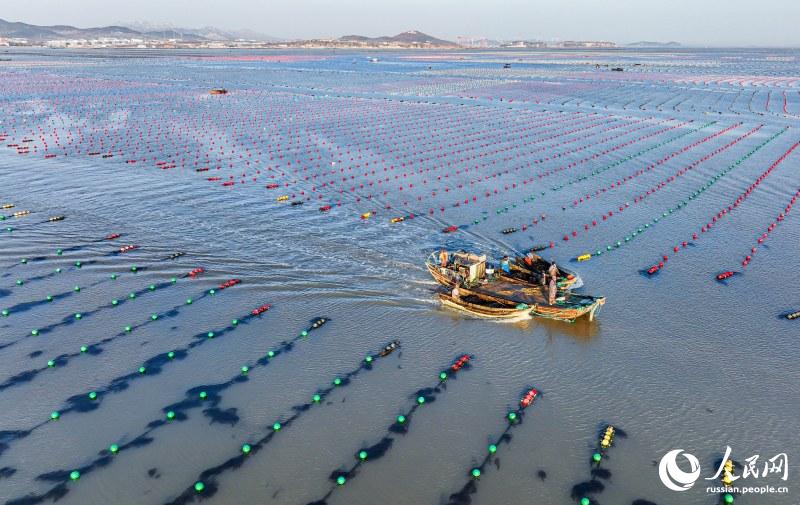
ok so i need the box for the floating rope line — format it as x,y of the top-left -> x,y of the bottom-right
446,388 -> 540,505
564,122 -> 746,211
0,272 -> 197,351
585,127 -> 786,261
0,276 -> 226,392
380,116 -> 673,222
551,121 -> 716,190
164,339 -> 398,505
4,318 -> 330,505
447,117 -> 677,227
389,115 -> 654,218
0,233 -> 122,269
733,187 -> 799,270
643,140 -> 799,275
0,261 -> 155,318
304,353 -> 474,505
571,425 -> 626,505
508,123 -> 757,246
0,298 -> 262,457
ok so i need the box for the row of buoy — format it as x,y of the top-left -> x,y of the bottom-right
5,269 -> 210,354
646,139 -> 799,275
567,122 -> 747,211
250,304 -> 272,316
739,187 -> 799,268
563,121 -> 754,247
13,317 -> 333,505
341,115 -> 659,220
446,387 -> 540,505
466,121 -> 736,239
39,300 -> 262,426
306,354 -> 474,504
166,337 -> 399,505
575,425 -> 620,505
344,114 -> 655,218
218,278 -> 241,290
188,267 -> 205,278
553,120 -> 708,190
583,127 -> 785,262
0,276 -> 228,394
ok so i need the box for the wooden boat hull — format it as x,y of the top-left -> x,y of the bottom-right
459,286 -> 605,323
438,294 -> 529,319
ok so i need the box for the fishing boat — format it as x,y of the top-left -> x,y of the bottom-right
426,250 -> 605,322
210,88 -> 228,95
438,292 -> 530,319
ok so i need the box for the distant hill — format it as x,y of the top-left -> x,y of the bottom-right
0,18 -> 278,42
0,19 -> 454,48
626,41 -> 682,48
337,31 -> 456,47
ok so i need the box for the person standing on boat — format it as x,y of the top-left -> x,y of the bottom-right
451,286 -> 461,300
548,261 -> 559,281
524,250 -> 535,266
439,250 -> 449,268
548,275 -> 558,305
501,256 -> 511,274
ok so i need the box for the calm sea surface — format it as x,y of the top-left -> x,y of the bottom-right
0,47 -> 798,505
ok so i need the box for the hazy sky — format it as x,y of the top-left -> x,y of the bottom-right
3,0 -> 799,46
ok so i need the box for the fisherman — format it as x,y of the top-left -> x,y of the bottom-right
439,250 -> 449,268
548,275 -> 558,305
523,249 -> 536,267
500,256 -> 511,274
547,261 -> 559,281
451,285 -> 461,300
